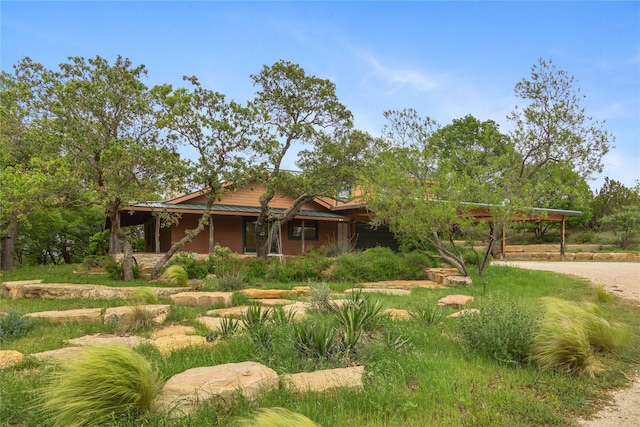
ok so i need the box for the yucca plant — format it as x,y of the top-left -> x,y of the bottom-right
161,264 -> 189,287
293,320 -> 340,359
218,317 -> 240,338
236,407 -> 320,427
409,300 -> 446,325
532,298 -> 629,376
270,305 -> 296,325
39,345 -> 164,426
242,304 -> 273,330
332,292 -> 385,351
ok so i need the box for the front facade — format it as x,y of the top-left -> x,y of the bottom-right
121,183 -> 395,256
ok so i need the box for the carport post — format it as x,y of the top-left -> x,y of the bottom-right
501,224 -> 506,260
560,216 -> 566,261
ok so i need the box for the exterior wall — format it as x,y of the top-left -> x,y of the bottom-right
280,220 -> 337,255
167,214 -> 244,254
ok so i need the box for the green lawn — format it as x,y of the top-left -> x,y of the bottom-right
1,263 -> 639,426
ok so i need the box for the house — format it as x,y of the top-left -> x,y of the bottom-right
119,182 -> 399,257
119,182 -> 582,258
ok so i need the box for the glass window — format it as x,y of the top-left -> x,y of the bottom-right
288,220 -> 318,241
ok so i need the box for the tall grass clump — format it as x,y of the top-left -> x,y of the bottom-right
216,270 -> 246,291
457,299 -> 539,365
532,298 -> 630,376
131,288 -> 159,304
410,300 -> 446,325
236,407 -> 320,427
332,291 -> 385,351
0,309 -> 34,340
162,264 -> 189,287
39,345 -> 164,426
117,306 -> 156,334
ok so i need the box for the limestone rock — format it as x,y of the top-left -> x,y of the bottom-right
291,286 -> 311,296
18,283 -> 185,300
240,289 -> 290,299
32,346 -> 85,362
0,350 -> 24,369
345,288 -> 411,296
66,334 -> 151,347
25,308 -> 103,323
442,276 -> 472,287
282,366 -> 365,393
152,325 -> 196,339
169,291 -> 232,307
152,334 -> 208,355
447,308 -> 481,318
156,361 -> 278,416
206,306 -> 250,318
384,308 -> 411,320
426,268 -> 460,284
252,298 -> 295,306
103,304 -> 170,325
437,295 -> 475,308
196,316 -> 227,331
360,280 -> 444,289
1,280 -> 42,299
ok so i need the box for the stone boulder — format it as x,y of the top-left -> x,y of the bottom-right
169,291 -> 232,307
152,325 -> 196,338
66,334 -> 151,347
156,361 -> 278,416
31,347 -> 85,362
437,295 -> 475,308
25,308 -> 103,323
206,306 -> 250,318
345,288 -> 411,296
103,304 -> 170,325
0,350 -> 24,369
1,280 -> 42,298
152,334 -> 208,355
196,316 -> 228,331
442,276 -> 472,287
426,268 -> 460,284
447,308 -> 481,318
384,308 -> 412,320
282,366 -> 365,393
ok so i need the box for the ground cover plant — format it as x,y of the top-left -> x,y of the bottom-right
1,261 -> 639,426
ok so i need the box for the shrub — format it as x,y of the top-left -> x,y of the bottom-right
217,270 -> 246,291
329,249 -> 432,282
236,407 -> 319,427
162,264 -> 189,287
131,288 -> 159,304
457,299 -> 538,366
39,345 -> 164,426
105,259 -> 142,280
168,253 -> 209,279
319,239 -> 354,257
532,298 -> 630,376
333,291 -> 385,351
574,230 -> 597,244
410,301 -> 446,325
217,317 -> 240,338
293,320 -> 340,359
309,282 -> 333,313
116,306 -> 155,334
0,309 -> 34,340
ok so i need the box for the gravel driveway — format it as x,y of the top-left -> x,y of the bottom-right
494,260 -> 640,426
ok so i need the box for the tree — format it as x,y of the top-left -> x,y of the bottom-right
14,56 -> 183,280
363,111 -> 521,276
590,177 -> 639,229
249,60 -> 360,258
600,206 -> 640,249
508,58 -> 613,181
150,76 -> 258,278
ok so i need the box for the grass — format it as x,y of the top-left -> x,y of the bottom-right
1,261 -> 639,426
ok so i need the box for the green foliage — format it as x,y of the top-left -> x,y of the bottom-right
216,270 -> 247,291
87,230 -> 110,256
573,230 -> 597,244
590,177 -> 640,229
532,298 -> 630,376
270,305 -> 296,325
38,345 -> 164,426
105,259 -> 142,281
217,317 -> 240,338
293,320 -> 340,359
410,301 -> 446,325
236,407 -> 319,427
161,264 -> 189,287
329,248 -> 432,283
116,306 -> 155,334
131,288 -> 159,304
600,205 -> 640,249
168,253 -> 209,279
309,282 -> 333,313
232,291 -> 250,307
457,299 -> 539,365
333,291 -> 385,351
0,309 -> 34,340
319,239 -> 355,257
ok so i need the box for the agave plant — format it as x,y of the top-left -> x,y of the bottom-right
293,320 -> 339,359
409,300 -> 446,325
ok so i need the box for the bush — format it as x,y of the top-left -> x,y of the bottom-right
319,239 -> 355,257
574,230 -> 597,244
532,298 -> 629,376
131,288 -> 159,304
161,264 -> 189,287
236,407 -> 319,427
39,345 -> 164,426
105,259 -> 142,280
116,306 -> 156,334
217,270 -> 247,291
457,299 -> 538,366
329,249 -> 432,283
0,309 -> 34,340
168,253 -> 209,279
333,291 -> 385,351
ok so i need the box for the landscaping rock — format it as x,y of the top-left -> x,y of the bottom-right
0,350 -> 24,369
103,304 -> 170,325
25,308 -> 103,323
156,361 -> 278,416
240,289 -> 290,299
426,268 -> 460,284
442,276 -> 472,287
361,280 -> 445,289
345,288 -> 411,296
31,346 -> 85,362
66,333 -> 151,347
206,306 -> 250,318
169,291 -> 233,307
437,295 -> 475,307
447,308 -> 481,318
282,366 -> 365,393
252,298 -> 295,306
196,316 -> 227,331
153,334 -> 208,355
1,280 -> 42,298
16,283 -> 185,300
384,308 -> 412,320
152,325 -> 196,338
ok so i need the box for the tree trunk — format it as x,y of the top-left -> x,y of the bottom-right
427,232 -> 469,276
151,201 -> 213,279
1,218 -> 18,270
108,201 -> 134,281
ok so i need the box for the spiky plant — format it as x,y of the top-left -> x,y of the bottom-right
409,300 -> 446,325
162,264 -> 189,287
117,306 -> 155,334
236,407 -> 320,427
39,345 -> 164,426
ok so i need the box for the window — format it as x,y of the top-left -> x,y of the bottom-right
288,220 -> 319,241
336,185 -> 352,202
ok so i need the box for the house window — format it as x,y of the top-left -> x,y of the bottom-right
336,185 -> 352,202
288,220 -> 319,241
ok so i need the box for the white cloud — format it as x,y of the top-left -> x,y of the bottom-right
355,50 -> 442,93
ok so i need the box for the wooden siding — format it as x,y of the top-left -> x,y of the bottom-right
168,215 -> 244,254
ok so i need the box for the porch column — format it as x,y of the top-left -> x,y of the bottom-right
208,215 -> 214,254
154,215 -> 161,254
301,219 -> 305,254
560,216 -> 566,261
501,224 -> 506,261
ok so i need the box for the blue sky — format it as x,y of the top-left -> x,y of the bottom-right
2,1 -> 639,191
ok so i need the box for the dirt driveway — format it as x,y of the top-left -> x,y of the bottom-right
494,260 -> 640,426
